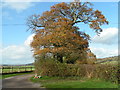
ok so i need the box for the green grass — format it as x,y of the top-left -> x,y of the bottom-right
102,61 -> 118,65
1,72 -> 33,79
30,76 -> 118,88
2,68 -> 34,73
1,66 -> 35,73
44,79 -> 117,88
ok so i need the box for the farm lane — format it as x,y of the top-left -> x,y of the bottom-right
2,74 -> 41,88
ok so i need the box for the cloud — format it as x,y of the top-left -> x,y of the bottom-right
24,34 -> 35,47
90,47 -> 118,58
2,0 -> 73,2
2,0 -> 34,12
92,28 -> 118,45
1,45 -> 34,65
2,0 -> 118,2
0,33 -> 36,65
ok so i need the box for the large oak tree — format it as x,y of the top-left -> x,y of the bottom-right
27,1 -> 108,64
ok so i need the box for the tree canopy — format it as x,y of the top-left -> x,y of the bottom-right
27,1 -> 108,64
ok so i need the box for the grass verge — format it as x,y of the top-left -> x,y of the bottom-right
30,76 -> 118,88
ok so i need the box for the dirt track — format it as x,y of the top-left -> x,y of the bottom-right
2,74 -> 41,88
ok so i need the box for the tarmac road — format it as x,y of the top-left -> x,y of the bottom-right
2,74 -> 41,88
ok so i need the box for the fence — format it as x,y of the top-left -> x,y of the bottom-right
0,66 -> 35,74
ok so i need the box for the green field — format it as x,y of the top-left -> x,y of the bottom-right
30,76 -> 118,88
101,61 -> 118,65
1,65 -> 35,73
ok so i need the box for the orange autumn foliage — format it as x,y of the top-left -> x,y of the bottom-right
27,1 -> 108,64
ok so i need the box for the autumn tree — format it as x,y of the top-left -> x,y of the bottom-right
27,1 -> 108,64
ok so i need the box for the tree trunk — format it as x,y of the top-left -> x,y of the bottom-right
57,54 -> 63,63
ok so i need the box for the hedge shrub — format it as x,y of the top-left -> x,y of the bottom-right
34,58 -> 118,83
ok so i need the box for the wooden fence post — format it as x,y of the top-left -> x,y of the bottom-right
25,66 -> 26,71
18,66 -> 20,72
10,66 -> 13,73
2,66 -> 3,73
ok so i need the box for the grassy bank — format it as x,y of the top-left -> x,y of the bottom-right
30,76 -> 118,88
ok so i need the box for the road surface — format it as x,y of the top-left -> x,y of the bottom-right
2,74 -> 41,88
